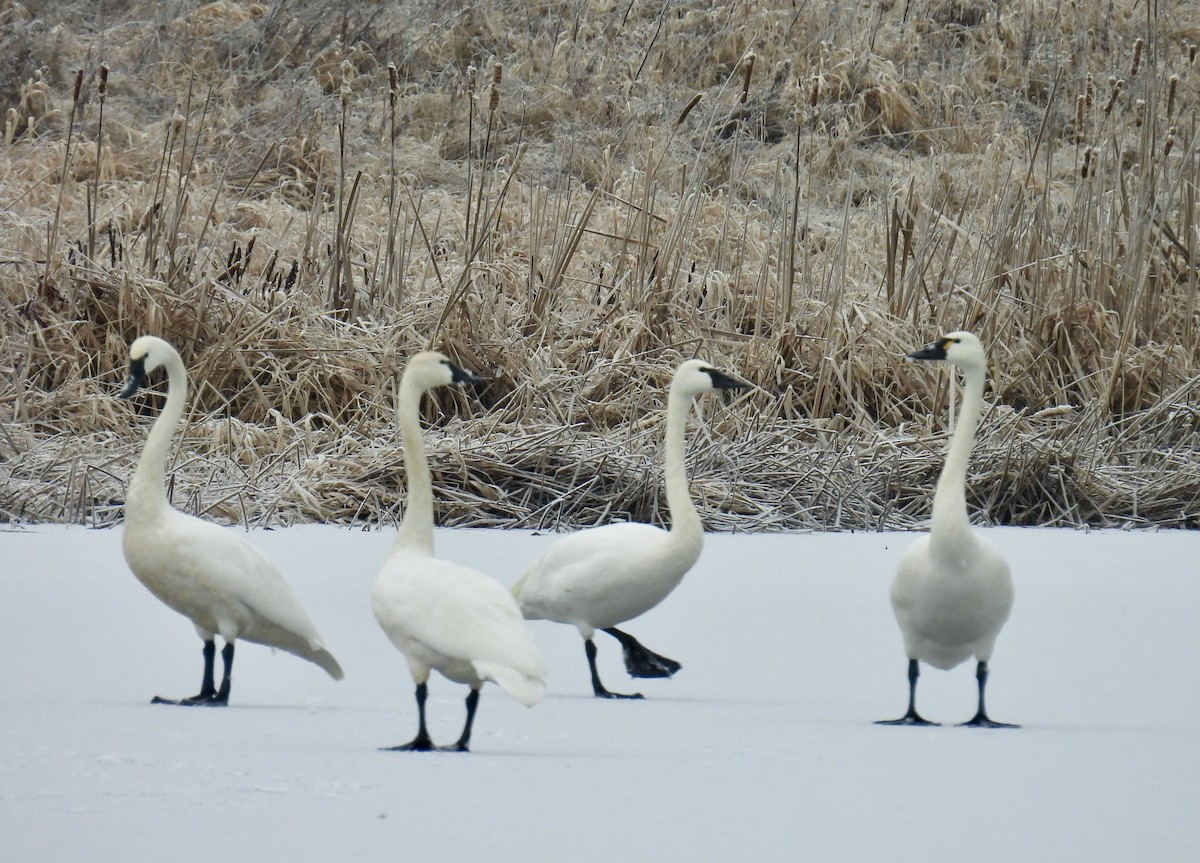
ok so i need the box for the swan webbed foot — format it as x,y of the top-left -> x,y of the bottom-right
875,713 -> 940,727
595,688 -> 645,700
959,714 -> 1019,729
382,732 -> 436,752
151,693 -> 228,707
603,627 -> 681,679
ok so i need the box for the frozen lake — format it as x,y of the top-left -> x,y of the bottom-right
2,524 -> 1198,861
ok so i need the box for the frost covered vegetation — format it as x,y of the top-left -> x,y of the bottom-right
1,0 -> 1198,531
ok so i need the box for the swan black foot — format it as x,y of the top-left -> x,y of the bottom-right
152,693 -> 229,707
153,640 -> 233,706
382,736 -> 435,752
959,714 -> 1019,729
603,627 -> 681,679
876,711 -> 939,727
960,661 -> 1018,728
585,637 -> 644,699
877,658 -> 938,725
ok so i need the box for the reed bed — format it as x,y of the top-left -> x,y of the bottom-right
2,0 -> 1199,532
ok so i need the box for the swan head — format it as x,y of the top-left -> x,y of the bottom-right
908,331 -> 986,371
672,359 -> 750,397
402,351 -> 482,393
119,335 -> 177,399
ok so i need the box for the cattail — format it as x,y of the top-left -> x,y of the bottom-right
1085,73 -> 1095,107
1130,37 -> 1144,77
72,69 -> 83,104
1164,127 -> 1176,158
810,75 -> 821,107
1081,147 -> 1092,179
675,92 -> 702,126
340,59 -> 353,107
388,63 -> 397,107
1103,77 -> 1123,114
98,64 -> 108,103
466,64 -> 477,101
1167,74 -> 1178,117
489,62 -> 502,113
1075,94 -> 1086,129
739,52 -> 756,104
1190,43 -> 1198,64
1133,98 -> 1145,127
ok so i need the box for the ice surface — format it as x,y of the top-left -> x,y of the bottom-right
2,524 -> 1198,861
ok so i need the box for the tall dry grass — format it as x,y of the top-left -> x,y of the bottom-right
1,0 -> 1198,532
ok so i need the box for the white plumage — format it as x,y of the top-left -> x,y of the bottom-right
879,331 -> 1017,728
119,336 -> 343,706
371,351 -> 546,751
513,359 -> 748,698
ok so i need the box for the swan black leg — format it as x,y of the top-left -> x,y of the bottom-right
603,627 -> 682,679
876,658 -> 939,726
441,688 -> 480,752
214,642 -> 234,705
959,661 -> 1019,728
585,638 -> 643,699
153,638 -> 228,706
383,682 -> 436,751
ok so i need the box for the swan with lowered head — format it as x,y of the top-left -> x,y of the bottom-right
878,331 -> 1017,728
118,335 -> 343,706
371,351 -> 546,751
512,359 -> 749,698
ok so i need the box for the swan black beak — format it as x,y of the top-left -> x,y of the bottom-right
118,357 -> 148,399
704,368 -> 750,391
448,363 -> 483,386
908,339 -> 949,362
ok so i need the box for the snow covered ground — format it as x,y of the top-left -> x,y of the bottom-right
2,523 -> 1198,862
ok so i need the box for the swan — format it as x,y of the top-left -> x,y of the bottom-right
118,335 -> 343,706
371,352 -> 546,751
512,359 -> 749,698
878,331 -> 1017,728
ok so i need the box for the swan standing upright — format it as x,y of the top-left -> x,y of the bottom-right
371,352 -> 546,752
118,336 -> 343,706
512,359 -> 749,698
878,331 -> 1017,728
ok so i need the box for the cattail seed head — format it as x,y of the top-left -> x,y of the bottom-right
1081,147 -> 1092,179
489,62 -> 502,113
1130,37 -> 1144,76
1133,98 -> 1145,127
1103,77 -> 1123,114
1167,74 -> 1178,117
388,63 -> 398,100
1085,73 -> 1095,107
1190,43 -> 1198,64
72,69 -> 83,104
1075,94 -> 1086,129
98,64 -> 108,103
1164,127 -> 1176,157
740,52 -> 756,104
810,75 -> 821,107
675,92 -> 702,126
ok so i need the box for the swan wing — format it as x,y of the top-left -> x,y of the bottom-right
373,555 -> 547,688
125,512 -> 342,678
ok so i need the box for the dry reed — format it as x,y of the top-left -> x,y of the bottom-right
2,1 -> 1199,533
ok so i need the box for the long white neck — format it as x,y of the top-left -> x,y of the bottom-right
662,381 -> 703,546
127,351 -> 187,523
930,362 -> 984,546
391,375 -> 435,556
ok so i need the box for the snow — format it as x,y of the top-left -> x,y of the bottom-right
2,524 -> 1198,861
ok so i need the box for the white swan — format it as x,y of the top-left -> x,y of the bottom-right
118,335 -> 343,706
512,359 -> 749,698
879,331 -> 1016,728
371,351 -> 546,751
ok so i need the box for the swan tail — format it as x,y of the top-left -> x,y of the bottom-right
473,661 -> 544,707
509,569 -> 532,599
309,646 -> 345,680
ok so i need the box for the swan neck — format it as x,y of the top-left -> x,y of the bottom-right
663,383 -> 702,541
393,376 -> 435,555
931,362 -> 984,538
128,354 -> 188,521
